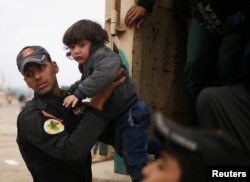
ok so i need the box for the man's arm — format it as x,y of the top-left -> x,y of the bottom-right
90,74 -> 126,110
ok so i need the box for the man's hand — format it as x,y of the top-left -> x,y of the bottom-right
125,5 -> 147,29
90,68 -> 126,110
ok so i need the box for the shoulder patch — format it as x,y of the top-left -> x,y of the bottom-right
43,119 -> 64,135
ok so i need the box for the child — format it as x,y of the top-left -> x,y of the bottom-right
62,19 -> 159,182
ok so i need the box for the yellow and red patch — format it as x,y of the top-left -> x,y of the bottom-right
21,47 -> 34,58
43,119 -> 64,135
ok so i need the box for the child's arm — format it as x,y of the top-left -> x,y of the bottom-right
63,95 -> 79,108
75,54 -> 122,98
67,80 -> 82,95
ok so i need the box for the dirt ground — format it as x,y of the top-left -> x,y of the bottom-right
0,98 -> 32,182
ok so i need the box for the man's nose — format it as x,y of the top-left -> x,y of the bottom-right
34,70 -> 42,79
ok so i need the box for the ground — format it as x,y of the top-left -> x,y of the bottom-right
0,98 -> 32,182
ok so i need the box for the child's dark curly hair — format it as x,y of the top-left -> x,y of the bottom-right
63,19 -> 109,58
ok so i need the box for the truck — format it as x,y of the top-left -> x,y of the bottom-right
101,0 -> 190,175
105,0 -> 189,124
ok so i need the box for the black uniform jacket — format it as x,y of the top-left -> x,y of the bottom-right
16,90 -> 110,182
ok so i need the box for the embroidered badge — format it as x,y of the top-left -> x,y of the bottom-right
21,47 -> 34,58
43,119 -> 64,135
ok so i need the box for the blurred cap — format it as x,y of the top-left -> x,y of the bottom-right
16,46 -> 50,74
152,112 -> 250,182
152,112 -> 250,166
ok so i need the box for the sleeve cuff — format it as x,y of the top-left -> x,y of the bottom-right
74,89 -> 86,100
137,0 -> 155,13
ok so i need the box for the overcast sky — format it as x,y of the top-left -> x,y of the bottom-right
0,0 -> 105,89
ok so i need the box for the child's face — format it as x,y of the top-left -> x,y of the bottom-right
142,152 -> 181,182
69,40 -> 92,64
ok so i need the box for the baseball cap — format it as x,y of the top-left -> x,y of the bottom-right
16,46 -> 50,74
152,112 -> 250,166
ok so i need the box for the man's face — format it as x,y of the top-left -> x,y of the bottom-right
142,152 -> 181,182
23,61 -> 59,95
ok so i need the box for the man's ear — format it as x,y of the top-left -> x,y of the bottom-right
52,61 -> 59,73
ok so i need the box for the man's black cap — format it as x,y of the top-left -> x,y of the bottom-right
152,112 -> 250,166
16,46 -> 50,74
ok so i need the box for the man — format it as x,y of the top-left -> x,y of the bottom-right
142,43 -> 250,182
125,0 -> 250,127
16,45 -> 126,182
142,113 -> 250,182
196,41 -> 250,151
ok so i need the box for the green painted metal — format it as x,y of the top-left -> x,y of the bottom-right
114,152 -> 127,174
99,142 -> 108,155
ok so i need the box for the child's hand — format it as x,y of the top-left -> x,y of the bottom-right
63,95 -> 79,108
